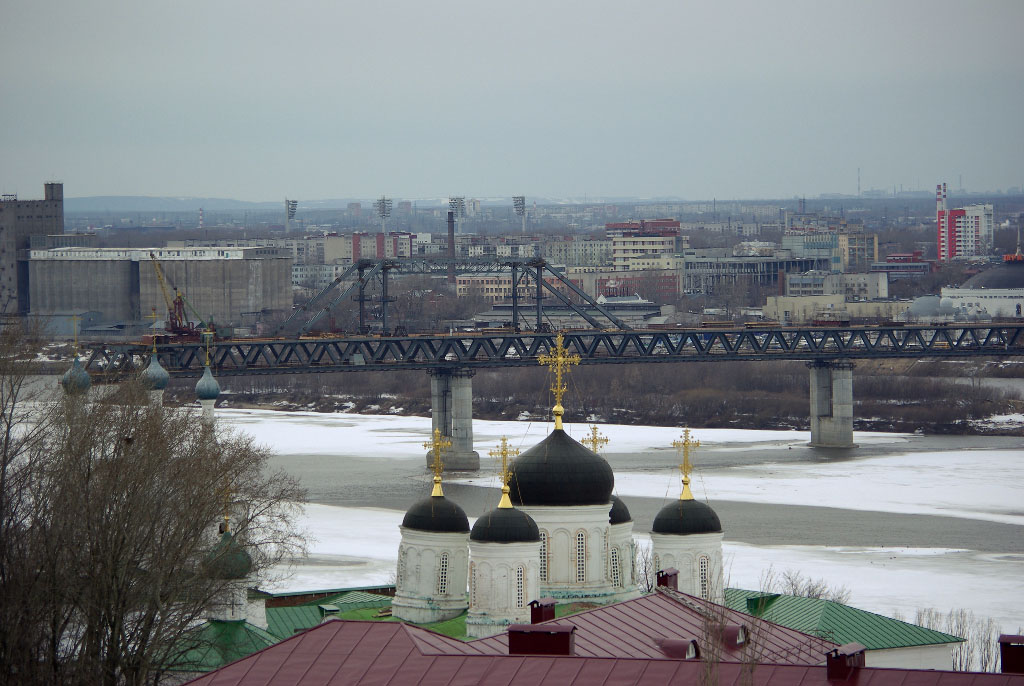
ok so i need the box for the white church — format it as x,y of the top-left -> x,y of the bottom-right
391,335 -> 724,638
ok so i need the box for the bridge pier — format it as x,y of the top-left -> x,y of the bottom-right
807,360 -> 856,448
427,369 -> 479,470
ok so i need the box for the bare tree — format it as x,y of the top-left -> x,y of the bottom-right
0,325 -> 305,686
761,568 -> 851,604
634,541 -> 655,593
915,607 -> 1002,672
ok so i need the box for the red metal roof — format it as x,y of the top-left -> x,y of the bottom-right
185,619 -> 1024,686
470,588 -> 835,664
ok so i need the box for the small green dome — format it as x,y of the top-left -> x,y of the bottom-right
196,365 -> 220,401
141,355 -> 170,391
60,357 -> 91,395
205,531 -> 252,580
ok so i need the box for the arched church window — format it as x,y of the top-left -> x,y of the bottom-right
469,561 -> 476,606
610,548 -> 621,587
396,548 -> 405,587
437,552 -> 450,595
516,566 -> 525,608
698,554 -> 710,599
576,531 -> 587,583
539,530 -> 548,582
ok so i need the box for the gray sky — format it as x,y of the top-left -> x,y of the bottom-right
2,0 -> 1022,201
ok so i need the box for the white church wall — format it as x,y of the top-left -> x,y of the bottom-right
466,540 -> 540,639
392,528 -> 469,624
651,531 -> 724,603
520,503 -> 621,601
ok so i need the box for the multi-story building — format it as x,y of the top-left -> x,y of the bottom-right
936,183 -> 994,261
679,249 -> 825,295
611,231 -> 686,270
869,251 -> 934,280
0,183 -> 64,314
542,237 -> 612,266
604,219 -> 680,238
782,219 -> 877,273
785,271 -> 888,300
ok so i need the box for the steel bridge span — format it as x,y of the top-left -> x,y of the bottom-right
84,324 -> 1024,466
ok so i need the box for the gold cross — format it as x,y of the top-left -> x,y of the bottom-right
70,313 -> 80,354
423,428 -> 452,496
672,428 -> 700,501
582,425 -> 609,454
201,327 -> 215,367
537,332 -> 579,430
489,436 -> 519,508
146,308 -> 159,353
222,483 -> 232,532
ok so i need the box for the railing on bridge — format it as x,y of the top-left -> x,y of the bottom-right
84,324 -> 1024,377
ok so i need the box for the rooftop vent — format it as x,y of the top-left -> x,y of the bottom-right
529,597 -> 557,624
655,637 -> 700,659
825,643 -> 866,682
1000,635 -> 1024,674
508,624 -> 576,656
723,624 -> 748,647
657,567 -> 679,590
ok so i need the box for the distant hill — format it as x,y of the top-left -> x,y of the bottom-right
64,196 -> 281,212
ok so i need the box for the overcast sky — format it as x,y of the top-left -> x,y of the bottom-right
1,0 -> 1021,202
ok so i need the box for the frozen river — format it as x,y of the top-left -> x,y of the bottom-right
218,408 -> 1024,633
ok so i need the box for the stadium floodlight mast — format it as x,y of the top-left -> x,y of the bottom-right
448,196 -> 466,234
285,198 -> 298,233
375,195 -> 392,234
513,195 -> 526,234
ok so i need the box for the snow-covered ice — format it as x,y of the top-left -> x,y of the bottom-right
612,450 -> 1024,526
225,410 -> 1022,633
270,502 -> 1024,633
219,409 -> 909,458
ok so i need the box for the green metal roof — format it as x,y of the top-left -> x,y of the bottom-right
302,590 -> 393,610
169,620 -> 278,672
724,588 -> 964,650
265,605 -> 325,640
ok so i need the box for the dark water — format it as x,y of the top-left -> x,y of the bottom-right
267,432 -> 1024,554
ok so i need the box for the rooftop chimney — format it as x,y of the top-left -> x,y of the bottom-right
508,624 -> 575,656
825,643 -> 866,682
529,597 -> 557,624
657,567 -> 679,590
1000,635 -> 1024,674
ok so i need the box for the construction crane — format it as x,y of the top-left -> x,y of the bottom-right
149,252 -> 198,337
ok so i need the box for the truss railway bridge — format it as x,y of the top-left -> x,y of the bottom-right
84,322 -> 1024,469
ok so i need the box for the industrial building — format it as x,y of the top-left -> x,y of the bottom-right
0,182 -> 64,315
28,247 -> 292,330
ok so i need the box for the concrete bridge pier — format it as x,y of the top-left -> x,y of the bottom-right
427,368 -> 479,470
807,360 -> 856,448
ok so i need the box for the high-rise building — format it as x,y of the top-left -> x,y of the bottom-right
0,183 -> 64,315
936,183 -> 994,262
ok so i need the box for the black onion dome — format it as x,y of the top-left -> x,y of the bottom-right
652,499 -> 722,535
205,531 -> 253,580
470,507 -> 540,543
402,495 -> 470,533
508,429 -> 614,507
960,261 -> 1024,289
609,495 -> 632,525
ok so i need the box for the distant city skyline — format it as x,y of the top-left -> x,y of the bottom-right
2,1 -> 1022,202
